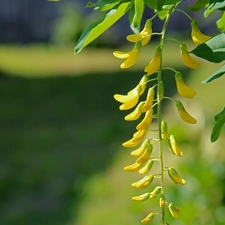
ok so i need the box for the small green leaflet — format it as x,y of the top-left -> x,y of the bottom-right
186,0 -> 210,11
129,0 -> 144,33
190,33 -> 225,63
205,0 -> 225,16
75,1 -> 132,54
202,63 -> 225,83
144,0 -> 180,10
211,107 -> 225,142
86,0 -> 120,11
217,12 -> 225,31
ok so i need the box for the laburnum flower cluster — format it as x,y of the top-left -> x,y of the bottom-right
113,15 -> 210,224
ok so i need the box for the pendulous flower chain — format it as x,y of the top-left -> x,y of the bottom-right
113,8 -> 210,225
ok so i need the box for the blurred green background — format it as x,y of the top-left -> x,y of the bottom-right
0,1 -> 225,225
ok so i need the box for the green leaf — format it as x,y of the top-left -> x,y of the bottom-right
202,63 -> 225,83
129,0 -> 144,33
86,0 -> 121,11
157,5 -> 173,20
75,2 -> 132,54
217,12 -> 225,31
190,33 -> 225,63
215,107 -> 225,121
211,110 -> 225,142
144,0 -> 157,9
186,0 -> 210,11
145,0 -> 179,10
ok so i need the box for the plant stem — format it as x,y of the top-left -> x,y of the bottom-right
157,4 -> 177,224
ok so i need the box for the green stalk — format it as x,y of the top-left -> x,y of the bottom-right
157,4 -> 177,224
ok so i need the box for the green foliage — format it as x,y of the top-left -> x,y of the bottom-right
190,33 -> 225,63
202,64 -> 225,83
74,1 -> 132,54
86,0 -> 121,11
211,107 -> 225,142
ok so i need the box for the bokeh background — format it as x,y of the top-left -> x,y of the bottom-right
0,0 -> 225,225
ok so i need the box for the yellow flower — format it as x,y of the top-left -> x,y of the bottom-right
176,101 -> 197,124
136,144 -> 153,164
139,160 -> 153,174
169,135 -> 183,157
136,108 -> 153,130
124,101 -> 144,121
175,72 -> 196,98
141,213 -> 154,224
144,46 -> 161,75
113,46 -> 140,69
180,43 -> 200,69
149,186 -> 161,198
124,161 -> 143,172
132,174 -> 154,189
168,203 -> 181,219
114,86 -> 141,110
191,20 -> 211,46
127,19 -> 152,46
168,168 -> 186,185
132,192 -> 150,202
141,87 -> 155,113
131,139 -> 150,156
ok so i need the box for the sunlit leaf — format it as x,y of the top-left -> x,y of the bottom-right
217,12 -> 225,31
129,0 -> 144,33
211,110 -> 225,142
215,107 -> 225,121
202,64 -> 225,83
86,0 -> 121,11
75,2 -> 132,54
190,33 -> 225,63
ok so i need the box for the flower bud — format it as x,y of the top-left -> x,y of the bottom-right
132,192 -> 150,202
180,43 -> 200,69
165,138 -> 175,155
124,161 -> 143,172
139,160 -> 154,174
141,87 -> 155,113
191,20 -> 211,46
159,196 -> 165,208
136,144 -> 153,164
161,121 -> 168,140
150,186 -> 161,198
141,213 -> 154,224
132,174 -> 154,189
131,139 -> 149,156
144,46 -> 161,75
139,75 -> 149,95
136,108 -> 153,130
169,135 -> 183,157
175,101 -> 197,124
168,168 -> 186,185
168,203 -> 181,219
125,101 -> 144,121
175,72 -> 196,98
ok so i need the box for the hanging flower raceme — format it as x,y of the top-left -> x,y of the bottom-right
127,19 -> 152,46
144,46 -> 162,75
113,42 -> 141,69
175,72 -> 196,98
175,101 -> 197,124
191,20 -> 211,46
180,43 -> 200,69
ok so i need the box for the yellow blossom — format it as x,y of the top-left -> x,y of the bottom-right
180,43 -> 200,69
144,46 -> 161,75
127,19 -> 152,46
113,46 -> 140,69
168,168 -> 186,185
175,72 -> 196,98
139,160 -> 153,174
141,213 -> 154,224
191,20 -> 211,46
141,87 -> 155,113
176,101 -> 197,124
136,144 -> 153,164
132,192 -> 150,202
149,186 -> 161,198
132,174 -> 154,189
161,121 -> 168,140
125,101 -> 144,121
169,135 -> 183,157
124,161 -> 143,172
131,139 -> 150,156
168,203 -> 181,219
136,108 -> 153,130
